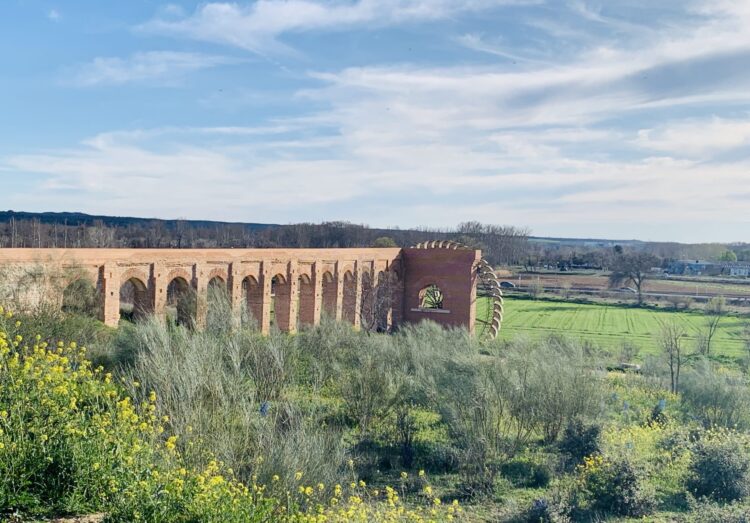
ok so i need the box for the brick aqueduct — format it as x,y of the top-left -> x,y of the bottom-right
0,245 -> 485,335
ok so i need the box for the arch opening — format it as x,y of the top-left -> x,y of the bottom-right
166,276 -> 195,327
271,274 -> 291,332
321,271 -> 337,318
207,275 -> 230,327
241,276 -> 263,326
298,274 -> 315,327
418,284 -> 444,309
360,272 -> 373,329
120,277 -> 150,322
375,271 -> 393,332
61,278 -> 101,318
342,271 -> 357,325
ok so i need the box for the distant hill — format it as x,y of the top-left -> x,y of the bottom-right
0,210 -> 275,231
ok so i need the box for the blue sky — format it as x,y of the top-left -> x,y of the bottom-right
1,0 -> 750,243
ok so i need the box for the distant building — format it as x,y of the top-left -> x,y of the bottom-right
667,260 -> 716,276
667,260 -> 750,277
727,263 -> 750,277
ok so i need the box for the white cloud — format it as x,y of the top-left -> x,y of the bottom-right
68,51 -> 239,86
48,9 -> 61,21
7,0 -> 750,240
636,117 -> 750,157
139,0 -> 537,55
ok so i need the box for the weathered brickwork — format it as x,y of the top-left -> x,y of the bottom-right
0,247 -> 480,334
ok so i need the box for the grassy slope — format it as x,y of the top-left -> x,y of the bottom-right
481,296 -> 748,358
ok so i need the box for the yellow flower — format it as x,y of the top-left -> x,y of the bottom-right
400,471 -> 408,480
165,435 -> 178,451
295,471 -> 304,481
419,469 -> 425,477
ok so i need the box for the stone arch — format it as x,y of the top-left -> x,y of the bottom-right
298,273 -> 315,327
321,271 -> 337,318
206,267 -> 228,281
241,275 -> 263,325
271,273 -> 291,331
166,272 -> 195,327
119,271 -> 151,322
342,270 -> 357,325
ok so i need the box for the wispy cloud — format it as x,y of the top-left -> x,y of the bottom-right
138,0 -> 538,56
47,9 -> 61,21
68,51 -> 239,87
455,33 -> 549,63
7,0 -> 750,241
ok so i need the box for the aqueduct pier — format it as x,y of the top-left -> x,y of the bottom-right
0,247 -> 480,334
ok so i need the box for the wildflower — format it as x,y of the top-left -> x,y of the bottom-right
165,435 -> 178,451
295,471 -> 304,481
400,471 -> 408,480
419,469 -> 425,477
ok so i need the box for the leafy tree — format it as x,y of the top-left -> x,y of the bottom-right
372,236 -> 398,248
608,252 -> 660,305
720,250 -> 738,262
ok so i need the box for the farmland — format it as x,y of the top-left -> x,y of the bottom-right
484,296 -> 750,358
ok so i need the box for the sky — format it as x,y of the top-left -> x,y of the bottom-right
1,1 -> 750,243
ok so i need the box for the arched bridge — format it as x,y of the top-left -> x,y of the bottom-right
0,247 -> 481,334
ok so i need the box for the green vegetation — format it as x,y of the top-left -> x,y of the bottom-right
5,286 -> 750,521
489,296 -> 749,358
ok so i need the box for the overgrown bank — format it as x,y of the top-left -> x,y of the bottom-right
4,297 -> 750,521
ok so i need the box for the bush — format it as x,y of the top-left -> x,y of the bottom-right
0,309 -> 277,521
687,429 -> 750,502
683,495 -> 750,522
681,361 -> 750,429
0,309 -> 463,522
500,453 -> 553,488
577,455 -> 655,517
558,419 -> 601,469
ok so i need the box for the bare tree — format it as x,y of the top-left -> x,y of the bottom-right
660,322 -> 687,394
609,252 -> 660,306
700,296 -> 726,356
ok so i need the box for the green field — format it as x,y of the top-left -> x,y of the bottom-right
483,297 -> 749,358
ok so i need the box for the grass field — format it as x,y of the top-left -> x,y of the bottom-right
482,296 -> 750,359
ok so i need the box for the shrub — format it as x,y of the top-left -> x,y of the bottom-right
687,429 -> 750,502
0,309 -> 277,521
518,497 -> 572,523
500,453 -> 553,488
0,309 -> 463,522
681,361 -> 750,429
558,419 -> 601,469
577,455 -> 655,517
683,495 -> 750,522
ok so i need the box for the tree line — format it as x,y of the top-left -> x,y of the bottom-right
0,212 -> 530,266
